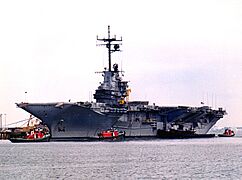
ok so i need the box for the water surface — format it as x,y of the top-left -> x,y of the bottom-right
0,137 -> 242,179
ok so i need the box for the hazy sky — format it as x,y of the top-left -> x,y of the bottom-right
1,0 -> 242,127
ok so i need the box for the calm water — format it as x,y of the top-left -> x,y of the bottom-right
1,137 -> 242,180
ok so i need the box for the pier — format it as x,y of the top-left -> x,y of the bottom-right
0,114 -> 11,140
0,129 -> 11,140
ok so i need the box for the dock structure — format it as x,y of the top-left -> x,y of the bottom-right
0,114 -> 12,139
0,113 -> 2,130
0,129 -> 11,140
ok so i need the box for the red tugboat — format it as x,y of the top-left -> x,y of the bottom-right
9,117 -> 51,143
98,128 -> 125,140
9,124 -> 50,143
218,128 -> 235,137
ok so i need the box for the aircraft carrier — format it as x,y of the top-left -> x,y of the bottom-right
16,26 -> 226,140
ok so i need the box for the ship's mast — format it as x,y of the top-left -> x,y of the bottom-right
97,26 -> 122,71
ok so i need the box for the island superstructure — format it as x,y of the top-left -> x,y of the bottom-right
16,26 -> 226,140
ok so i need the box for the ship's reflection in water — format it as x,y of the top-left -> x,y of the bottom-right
0,138 -> 242,179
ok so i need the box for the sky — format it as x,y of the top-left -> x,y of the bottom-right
0,0 -> 242,127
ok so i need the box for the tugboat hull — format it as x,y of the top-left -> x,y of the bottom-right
10,134 -> 50,143
218,134 -> 235,137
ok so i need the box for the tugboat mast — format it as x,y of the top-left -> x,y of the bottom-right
97,26 -> 122,71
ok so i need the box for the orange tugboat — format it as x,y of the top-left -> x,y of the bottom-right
218,128 -> 235,137
98,128 -> 125,140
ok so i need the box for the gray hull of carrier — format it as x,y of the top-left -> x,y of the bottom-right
17,101 -> 226,139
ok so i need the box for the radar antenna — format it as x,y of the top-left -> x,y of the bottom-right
97,26 -> 122,71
